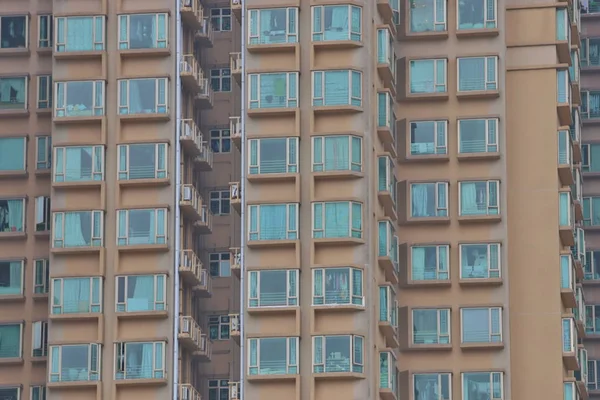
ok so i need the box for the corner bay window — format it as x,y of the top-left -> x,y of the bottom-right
249,8 -> 298,45
117,208 -> 167,246
118,143 -> 167,180
52,211 -> 103,248
411,244 -> 449,281
312,70 -> 362,107
115,341 -> 165,380
249,137 -> 297,175
248,72 -> 298,109
312,5 -> 361,42
54,146 -> 104,182
248,337 -> 298,376
410,59 -> 447,94
50,344 -> 101,382
55,80 -> 105,117
410,0 -> 447,33
118,78 -> 168,115
116,274 -> 166,312
312,201 -> 362,239
313,335 -> 363,373
51,277 -> 102,314
248,269 -> 298,307
55,16 -> 105,52
312,135 -> 361,172
118,13 -> 168,50
414,373 -> 451,400
313,267 -> 363,306
461,307 -> 502,344
248,203 -> 298,241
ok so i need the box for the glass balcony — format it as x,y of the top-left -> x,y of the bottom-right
312,135 -> 362,173
312,5 -> 361,42
0,324 -> 22,359
248,203 -> 298,242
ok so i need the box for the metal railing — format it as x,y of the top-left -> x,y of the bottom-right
180,184 -> 200,212
179,315 -> 202,348
180,119 -> 202,147
179,249 -> 202,282
179,383 -> 202,400
180,54 -> 199,80
198,268 -> 212,293
196,140 -> 213,166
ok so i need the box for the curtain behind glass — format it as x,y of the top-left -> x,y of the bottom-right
410,61 -> 434,93
129,15 -> 156,49
324,71 -> 349,105
259,205 -> 287,240
324,202 -> 349,237
130,276 -> 154,311
63,278 -> 90,313
65,18 -> 94,51
6,200 -> 23,231
65,212 -> 87,246
0,262 -> 21,294
325,136 -> 349,170
0,77 -> 26,105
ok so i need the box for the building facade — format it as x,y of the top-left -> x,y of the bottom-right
0,0 -> 241,399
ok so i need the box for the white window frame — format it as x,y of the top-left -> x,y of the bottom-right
116,208 -> 168,246
52,210 -> 104,248
458,180 -> 500,216
410,0 -> 447,32
379,351 -> 397,390
410,59 -> 447,93
117,13 -> 168,49
0,198 -> 26,231
37,75 -> 52,109
0,260 -> 24,295
412,308 -> 451,345
457,56 -> 498,92
312,70 -> 362,106
249,8 -> 298,44
49,344 -> 101,382
558,130 -> 572,166
461,372 -> 503,400
247,337 -> 298,375
50,277 -> 103,314
377,28 -> 395,72
32,321 -> 48,357
115,341 -> 165,380
312,267 -> 364,306
413,373 -> 452,400
55,16 -> 105,52
248,203 -> 298,241
248,72 -> 298,109
561,191 -> 573,227
248,269 -> 298,308
312,335 -> 364,373
557,69 -> 571,104
35,196 -> 51,232
118,78 -> 168,115
410,182 -> 449,217
312,201 -> 363,239
312,135 -> 362,172
586,250 -> 600,280
410,120 -> 448,155
411,244 -> 450,281
34,259 -> 49,294
115,274 -> 166,312
0,323 -> 23,359
460,307 -> 503,344
378,220 -> 399,268
38,15 -> 52,48
53,145 -> 104,183
36,135 -> 51,170
459,243 -> 501,279
457,118 -> 499,154
562,317 -> 577,353
588,360 -> 599,390
248,137 -> 298,175
575,227 -> 586,263
379,285 -> 398,327
55,80 -> 105,117
117,143 -> 168,180
456,0 -> 497,30
378,156 -> 397,202
377,91 -> 395,130
31,386 -> 45,400
0,15 -> 29,49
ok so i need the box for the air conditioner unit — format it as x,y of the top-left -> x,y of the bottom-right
183,186 -> 192,201
182,318 -> 190,333
181,386 -> 190,400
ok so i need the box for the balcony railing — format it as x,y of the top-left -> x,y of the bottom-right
180,184 -> 201,220
179,249 -> 203,286
179,315 -> 203,351
196,17 -> 213,44
180,119 -> 202,156
230,116 -> 241,149
583,1 -> 600,14
180,54 -> 200,92
194,333 -> 212,361
195,205 -> 213,234
230,181 -> 241,214
179,383 -> 202,400
229,381 -> 240,400
195,140 -> 213,170
230,247 -> 241,277
194,268 -> 212,295
196,70 -> 213,107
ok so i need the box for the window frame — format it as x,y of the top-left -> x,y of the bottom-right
31,386 -> 46,400
312,135 -> 362,173
50,276 -> 103,315
0,198 -> 26,232
34,259 -> 49,295
413,373 -> 452,400
0,259 -> 24,296
248,72 -> 299,109
409,58 -> 447,94
248,269 -> 299,308
210,68 -> 232,92
0,323 -> 23,359
209,190 -> 231,216
49,343 -> 101,382
412,308 -> 451,345
36,136 -> 51,170
208,379 -> 230,400
379,351 -> 398,391
52,210 -> 104,248
379,284 -> 398,327
55,16 -> 105,52
210,128 -> 231,153
461,372 -> 504,400
32,321 -> 48,357
37,75 -> 52,110
115,274 -> 166,313
312,201 -> 363,239
312,69 -> 363,107
248,203 -> 298,241
312,334 -> 364,373
585,250 -> 600,280
457,56 -> 498,92
211,8 -> 232,32
117,143 -> 168,180
116,208 -> 167,246
458,180 -> 500,216
209,252 -> 231,277
409,120 -> 448,156
460,307 -> 503,344
562,317 -> 577,352
0,15 -> 29,49
457,118 -> 499,154
456,0 -> 497,30
249,137 -> 298,175
34,196 -> 51,232
38,15 -> 53,48
114,341 -> 165,380
208,315 -> 231,340
459,242 -> 501,280
0,76 -> 28,110
117,77 -> 168,115
53,145 -> 104,183
410,244 -> 450,281
249,7 -> 298,44
409,182 -> 449,218
55,80 -> 105,117
247,337 -> 299,375
117,13 -> 168,50
311,5 -> 362,42
312,267 -> 364,306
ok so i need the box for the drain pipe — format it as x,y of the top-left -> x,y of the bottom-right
173,0 -> 183,398
239,1 -> 246,398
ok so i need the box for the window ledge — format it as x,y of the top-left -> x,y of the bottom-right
52,181 -> 104,190
0,358 -> 24,365
583,278 -> 600,285
48,381 -> 100,389
460,342 -> 504,351
246,374 -> 298,383
34,169 -> 51,177
404,216 -> 450,225
119,48 -> 171,58
313,304 -> 365,312
313,171 -> 364,180
313,237 -> 365,247
404,279 -> 451,288
0,232 -> 26,240
0,170 -> 27,179
312,40 -> 363,49
0,109 -> 29,118
0,294 -> 25,303
457,152 -> 501,161
247,239 -> 298,249
403,92 -> 449,102
54,50 -> 104,60
0,47 -> 30,57
313,105 -> 362,114
53,115 -> 104,125
118,113 -> 171,123
36,47 -> 53,56
118,178 -> 171,187
406,343 -> 452,351
459,278 -> 503,286
32,293 -> 48,301
247,172 -> 298,183
247,306 -> 298,315
402,154 -> 450,163
117,244 -> 169,253
49,312 -> 101,321
313,372 -> 365,381
457,215 -> 501,224
247,107 -> 298,118
584,332 -> 600,340
456,28 -> 500,38
401,31 -> 449,41
247,42 -> 298,54
36,108 -> 52,116
582,172 -> 600,179
51,246 -> 103,255
116,310 -> 169,319
456,90 -> 500,100
583,225 -> 600,231
31,356 -> 47,363
114,377 -> 169,387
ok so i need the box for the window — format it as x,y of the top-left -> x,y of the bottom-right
34,259 -> 49,294
312,5 -> 361,41
51,277 -> 102,314
117,208 -> 167,246
55,80 -> 105,117
118,143 -> 167,180
249,8 -> 297,44
0,15 -> 27,49
378,220 -> 398,268
582,91 -> 600,120
581,38 -> 600,67
459,180 -> 500,216
0,137 -> 25,172
208,379 -> 229,400
379,285 -> 397,326
0,260 -> 23,295
0,198 -> 25,233
409,121 -> 448,155
118,13 -> 167,50
35,196 -> 51,232
312,70 -> 362,107
410,182 -> 448,218
209,315 -> 231,340
0,76 -> 27,110
564,317 -> 577,352
211,8 -> 231,31
414,373 -> 451,400
312,201 -> 362,239
116,274 -> 166,312
458,118 -> 498,154
248,203 -> 298,241
210,128 -> 231,153
557,69 -> 570,104
588,360 -> 600,391
586,305 -> 600,334
249,269 -> 298,308
36,136 -> 51,170
210,191 -> 231,216
248,337 -> 298,375
582,143 -> 600,172
312,135 -> 361,172
379,351 -> 398,393
32,321 -> 48,357
412,308 -> 450,345
585,250 -> 600,280
409,59 -> 447,93
0,388 -> 20,400
209,253 -> 231,277
118,78 -> 167,115
37,75 -> 52,109
558,130 -> 571,166
313,335 -> 363,373
378,156 -> 397,202
460,243 -> 500,279
462,372 -> 503,400
377,92 -> 396,139
457,0 -> 497,30
115,341 -> 165,380
210,69 -> 231,92
410,0 -> 447,32
249,72 -> 298,109
561,192 -> 574,227
55,16 -> 105,52
31,386 -> 46,400
313,267 -> 363,306
0,324 -> 22,359
411,244 -> 449,281
574,227 -> 586,264
53,146 -> 104,182
390,0 -> 401,24
52,210 -> 104,248
556,8 -> 569,41
461,307 -> 502,344
457,56 -> 498,92
249,137 -> 298,175
49,344 -> 101,382
39,15 -> 53,48
584,196 -> 600,226
377,28 -> 395,69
